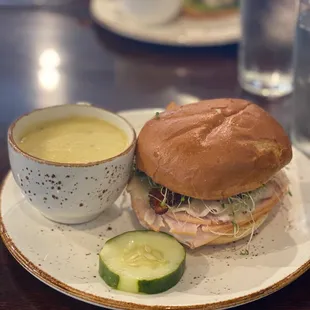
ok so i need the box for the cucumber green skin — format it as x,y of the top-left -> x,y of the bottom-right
99,230 -> 186,294
102,229 -> 178,247
99,257 -> 120,289
99,253 -> 186,294
138,258 -> 185,294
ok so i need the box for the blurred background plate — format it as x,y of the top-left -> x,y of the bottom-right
90,0 -> 241,47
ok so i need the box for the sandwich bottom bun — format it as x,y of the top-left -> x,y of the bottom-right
127,171 -> 289,249
205,214 -> 267,246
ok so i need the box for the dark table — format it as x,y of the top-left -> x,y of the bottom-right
0,2 -> 309,310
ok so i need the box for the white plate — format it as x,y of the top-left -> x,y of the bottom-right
90,0 -> 241,47
0,108 -> 310,310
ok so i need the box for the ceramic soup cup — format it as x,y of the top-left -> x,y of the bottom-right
8,104 -> 136,224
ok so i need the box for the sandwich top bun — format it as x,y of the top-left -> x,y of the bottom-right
136,99 -> 292,200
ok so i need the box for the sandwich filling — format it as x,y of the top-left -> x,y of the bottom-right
184,0 -> 238,11
127,170 -> 288,249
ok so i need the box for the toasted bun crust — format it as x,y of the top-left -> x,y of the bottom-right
136,99 -> 292,200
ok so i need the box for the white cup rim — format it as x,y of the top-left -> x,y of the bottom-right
8,104 -> 137,167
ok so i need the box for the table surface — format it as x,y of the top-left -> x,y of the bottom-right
0,1 -> 309,310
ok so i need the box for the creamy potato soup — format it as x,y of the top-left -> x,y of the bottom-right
17,116 -> 128,163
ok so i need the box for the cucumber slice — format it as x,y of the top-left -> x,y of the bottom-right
99,230 -> 186,294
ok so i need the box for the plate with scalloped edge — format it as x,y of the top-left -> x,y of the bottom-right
0,108 -> 309,310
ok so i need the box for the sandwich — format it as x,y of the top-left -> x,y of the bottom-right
127,99 -> 292,249
182,0 -> 239,19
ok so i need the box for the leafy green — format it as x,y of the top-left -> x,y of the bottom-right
240,249 -> 249,256
184,0 -> 238,12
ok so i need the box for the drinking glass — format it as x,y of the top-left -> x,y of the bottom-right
238,0 -> 298,97
291,0 -> 310,156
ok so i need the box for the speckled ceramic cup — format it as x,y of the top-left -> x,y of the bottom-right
7,104 -> 136,224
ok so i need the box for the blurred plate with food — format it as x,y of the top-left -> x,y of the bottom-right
90,0 -> 241,46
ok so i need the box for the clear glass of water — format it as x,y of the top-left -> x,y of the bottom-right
238,0 -> 298,97
291,0 -> 310,156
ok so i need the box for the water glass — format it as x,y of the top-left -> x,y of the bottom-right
291,0 -> 310,156
238,0 -> 298,97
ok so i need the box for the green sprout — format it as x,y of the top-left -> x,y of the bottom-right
240,249 -> 249,256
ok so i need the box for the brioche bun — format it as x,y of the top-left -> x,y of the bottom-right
205,215 -> 268,246
136,99 -> 292,200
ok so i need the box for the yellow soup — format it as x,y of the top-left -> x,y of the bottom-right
17,116 -> 128,163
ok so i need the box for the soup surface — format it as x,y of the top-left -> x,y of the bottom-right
17,116 -> 128,163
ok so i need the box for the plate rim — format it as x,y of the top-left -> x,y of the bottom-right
1,170 -> 310,310
90,0 -> 241,47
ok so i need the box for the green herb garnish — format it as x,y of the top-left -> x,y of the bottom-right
155,112 -> 160,120
231,221 -> 238,235
240,249 -> 249,256
288,190 -> 292,197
